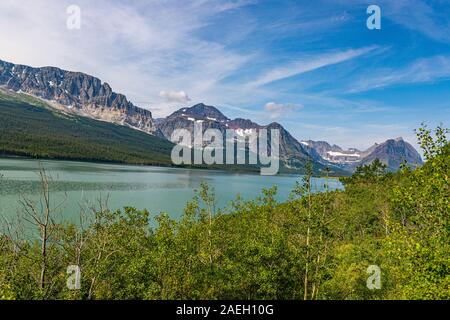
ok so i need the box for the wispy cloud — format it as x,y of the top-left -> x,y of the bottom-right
246,47 -> 377,88
0,0 -> 255,116
348,56 -> 450,93
385,0 -> 450,44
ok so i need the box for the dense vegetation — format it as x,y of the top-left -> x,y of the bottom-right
0,125 -> 448,300
0,90 -> 174,165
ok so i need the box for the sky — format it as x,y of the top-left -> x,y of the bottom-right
0,0 -> 449,150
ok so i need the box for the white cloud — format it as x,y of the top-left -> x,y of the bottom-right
0,0 -> 439,152
264,102 -> 302,119
159,90 -> 191,103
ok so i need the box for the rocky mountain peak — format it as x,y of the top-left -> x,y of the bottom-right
168,103 -> 229,122
266,122 -> 283,129
228,118 -> 260,130
1,59 -> 424,174
357,138 -> 423,170
156,104 -> 316,169
304,137 -> 423,171
0,59 -> 156,134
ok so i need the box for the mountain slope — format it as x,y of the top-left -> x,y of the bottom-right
0,59 -> 156,134
158,103 -> 312,165
158,103 -> 228,141
0,89 -> 173,165
157,104 -> 349,175
303,137 -> 423,171
358,138 -> 423,169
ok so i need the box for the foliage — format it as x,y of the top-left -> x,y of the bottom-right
0,126 -> 448,300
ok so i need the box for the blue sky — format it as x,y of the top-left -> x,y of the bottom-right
0,0 -> 449,150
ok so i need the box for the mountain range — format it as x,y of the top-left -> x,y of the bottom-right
156,103 -> 317,170
301,139 -> 423,171
0,59 -> 423,174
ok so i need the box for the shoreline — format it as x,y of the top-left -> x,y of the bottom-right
0,154 -> 346,178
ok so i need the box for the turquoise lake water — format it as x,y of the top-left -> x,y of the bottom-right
0,158 -> 343,222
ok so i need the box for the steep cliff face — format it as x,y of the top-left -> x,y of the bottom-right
263,122 -> 309,161
0,89 -> 174,165
0,59 -> 156,134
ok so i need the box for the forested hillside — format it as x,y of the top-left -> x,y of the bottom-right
0,90 -> 174,165
0,125 -> 448,300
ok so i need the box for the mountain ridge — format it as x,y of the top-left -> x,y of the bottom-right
0,59 -> 423,174
156,103 -> 423,172
302,137 -> 423,171
0,89 -> 173,165
157,103 -> 348,175
0,59 -> 157,134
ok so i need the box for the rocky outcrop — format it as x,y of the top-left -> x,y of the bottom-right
0,59 -> 156,134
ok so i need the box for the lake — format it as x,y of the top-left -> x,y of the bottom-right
0,158 -> 343,222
